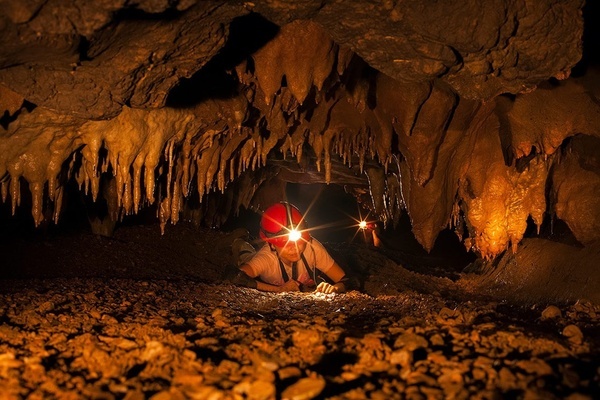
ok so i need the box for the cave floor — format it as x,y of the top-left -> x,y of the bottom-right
0,222 -> 598,399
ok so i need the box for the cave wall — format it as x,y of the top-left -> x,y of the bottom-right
1,0 -> 599,260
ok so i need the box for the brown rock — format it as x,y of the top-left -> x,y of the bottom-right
390,349 -> 413,368
281,376 -> 326,400
292,329 -> 323,348
562,324 -> 584,345
248,380 -> 276,400
393,332 -> 429,351
438,307 -> 464,324
515,359 -> 553,376
279,366 -> 302,381
428,333 -> 445,346
541,305 -> 562,320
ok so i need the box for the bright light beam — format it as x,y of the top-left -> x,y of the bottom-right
288,229 -> 302,242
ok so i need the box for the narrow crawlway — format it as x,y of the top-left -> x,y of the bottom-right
0,223 -> 598,399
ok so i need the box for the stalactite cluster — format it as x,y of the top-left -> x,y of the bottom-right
1,2 -> 599,260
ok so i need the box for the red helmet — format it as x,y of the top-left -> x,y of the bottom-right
259,202 -> 310,248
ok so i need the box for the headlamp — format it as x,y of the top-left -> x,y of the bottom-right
262,226 -> 308,248
288,229 -> 302,242
358,220 -> 377,230
260,202 -> 311,248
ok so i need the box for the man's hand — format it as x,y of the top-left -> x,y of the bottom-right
280,280 -> 301,292
315,281 -> 341,294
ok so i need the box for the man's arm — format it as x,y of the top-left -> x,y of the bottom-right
238,264 -> 300,292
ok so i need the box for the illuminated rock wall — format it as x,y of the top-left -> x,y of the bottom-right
1,0 -> 598,259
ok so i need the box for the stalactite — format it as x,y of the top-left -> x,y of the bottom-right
0,109 -> 76,224
196,139 -> 221,199
365,167 -> 386,222
1,180 -> 7,203
336,46 -> 354,77
144,158 -> 157,205
260,131 -> 279,167
454,112 -> 551,259
170,155 -> 184,226
508,73 -> 600,159
132,156 -> 143,213
252,20 -> 337,106
400,85 -> 457,186
46,164 -> 59,202
180,136 -> 193,197
321,128 -> 339,184
309,132 -> 323,173
158,141 -> 175,234
252,131 -> 262,171
218,132 -> 246,193
53,186 -> 63,224
290,127 -> 306,163
229,157 -> 235,183
158,196 -> 170,235
356,129 -> 368,174
30,181 -> 44,226
279,87 -> 299,115
385,173 -> 404,227
167,140 -> 176,210
121,163 -> 134,215
10,174 -> 20,215
551,136 -> 600,244
73,152 -> 87,194
205,140 -> 223,195
398,98 -> 483,253
338,54 -> 370,114
238,139 -> 256,173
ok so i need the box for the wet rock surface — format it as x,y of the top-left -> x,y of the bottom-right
0,223 -> 599,399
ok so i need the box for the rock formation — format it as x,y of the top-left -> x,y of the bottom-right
1,0 -> 599,260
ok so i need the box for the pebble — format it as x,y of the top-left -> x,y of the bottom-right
562,324 -> 584,345
541,305 -> 562,320
393,332 -> 429,351
248,380 -> 276,400
292,329 -> 322,348
281,376 -> 326,400
390,349 -> 412,367
278,366 -> 302,380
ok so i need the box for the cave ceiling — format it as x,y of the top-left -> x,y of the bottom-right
1,0 -> 599,260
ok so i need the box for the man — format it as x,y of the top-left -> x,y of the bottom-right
232,202 -> 349,293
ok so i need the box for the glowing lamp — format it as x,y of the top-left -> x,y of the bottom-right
359,220 -> 368,230
288,229 -> 302,242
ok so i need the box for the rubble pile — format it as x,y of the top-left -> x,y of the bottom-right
0,278 -> 598,399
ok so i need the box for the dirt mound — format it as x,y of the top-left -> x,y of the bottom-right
461,238 -> 600,305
